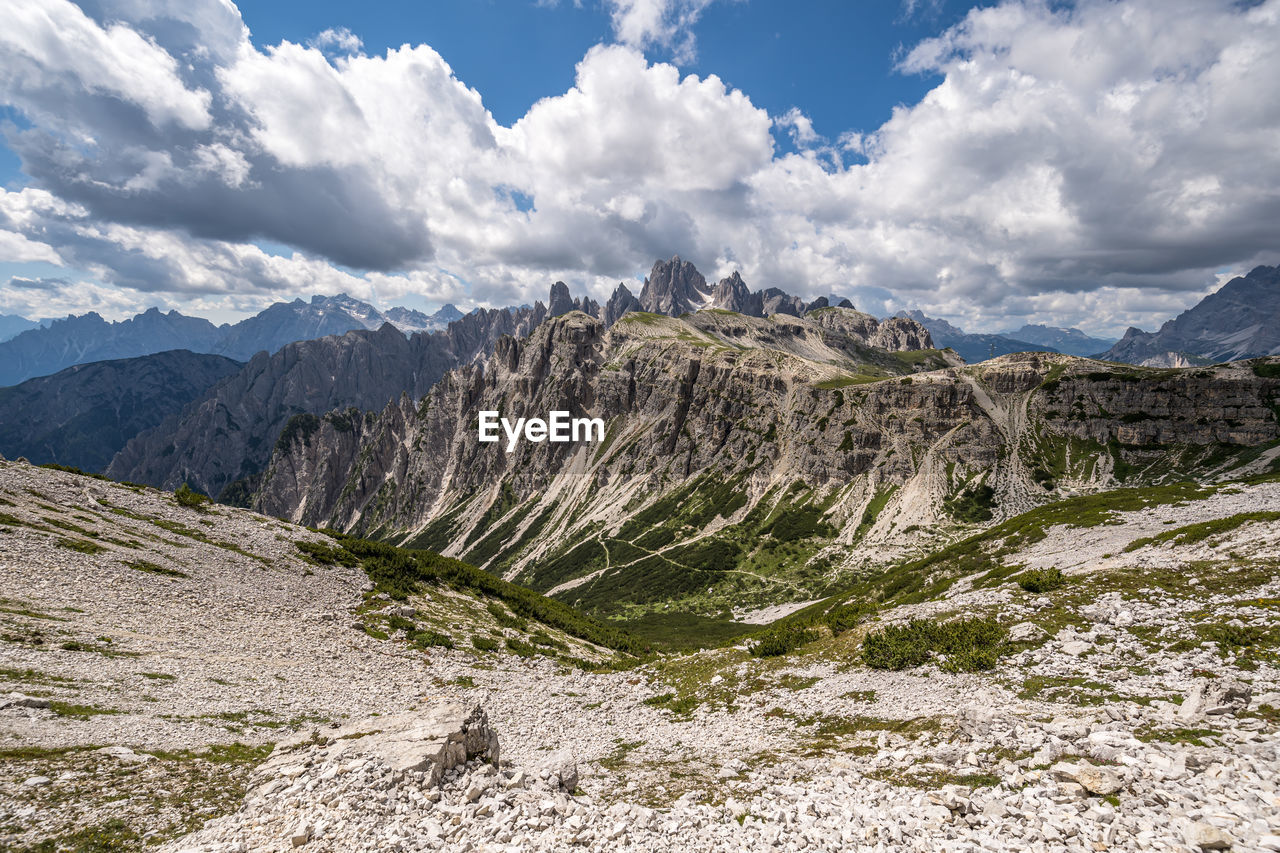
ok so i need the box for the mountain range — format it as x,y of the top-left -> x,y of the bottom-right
0,295 -> 463,387
104,258 -> 936,499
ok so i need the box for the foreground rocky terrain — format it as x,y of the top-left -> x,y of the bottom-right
2,459 -> 1279,851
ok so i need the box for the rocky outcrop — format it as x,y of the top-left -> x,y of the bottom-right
869,316 -> 933,351
603,284 -> 642,326
0,350 -> 242,473
1102,265 -> 1280,366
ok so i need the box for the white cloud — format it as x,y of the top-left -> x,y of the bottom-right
309,27 -> 363,55
603,0 -> 727,64
0,0 -> 1279,337
0,0 -> 212,132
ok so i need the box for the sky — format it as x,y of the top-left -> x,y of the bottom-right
0,0 -> 1278,336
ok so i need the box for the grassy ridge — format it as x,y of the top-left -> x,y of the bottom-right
301,534 -> 647,656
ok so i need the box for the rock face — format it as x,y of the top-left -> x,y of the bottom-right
0,350 -> 242,473
1103,265 -> 1280,366
251,306 -> 1280,612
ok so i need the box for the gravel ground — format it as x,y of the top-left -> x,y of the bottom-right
2,460 -> 1278,851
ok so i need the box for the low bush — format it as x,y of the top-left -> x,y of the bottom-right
823,602 -> 871,636
174,483 -> 210,510
749,624 -> 818,658
1017,568 -> 1065,594
862,617 -> 1006,673
409,629 -> 454,650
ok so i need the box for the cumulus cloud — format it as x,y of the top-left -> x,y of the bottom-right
0,0 -> 1278,336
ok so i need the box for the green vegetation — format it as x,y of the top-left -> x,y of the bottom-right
1017,568 -> 1065,593
944,482 -> 996,523
275,412 -> 322,451
124,559 -> 188,579
174,483 -> 210,510
1252,361 -> 1280,379
37,463 -> 110,482
749,624 -> 818,658
862,617 -> 1006,672
471,634 -> 499,651
308,534 -> 644,655
56,537 -> 106,555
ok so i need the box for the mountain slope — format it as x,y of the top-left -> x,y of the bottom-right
898,311 -> 1056,363
0,309 -> 226,386
1103,264 -> 1280,366
253,304 -> 1280,618
0,350 -> 242,473
106,304 -> 551,499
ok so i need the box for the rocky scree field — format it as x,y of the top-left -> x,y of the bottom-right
1,459 -> 1279,850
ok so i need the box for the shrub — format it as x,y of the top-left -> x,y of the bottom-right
505,637 -> 537,657
174,483 -> 210,510
944,484 -> 996,523
410,629 -> 454,650
487,601 -> 528,632
749,624 -> 818,658
862,617 -> 1006,672
472,634 -> 498,652
823,602 -> 870,636
1017,568 -> 1065,594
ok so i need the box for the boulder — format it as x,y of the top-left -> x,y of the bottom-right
1177,677 -> 1251,723
539,749 -> 579,792
1008,622 -> 1046,643
1188,822 -> 1233,850
1,693 -> 50,710
267,702 -> 499,787
1050,761 -> 1126,796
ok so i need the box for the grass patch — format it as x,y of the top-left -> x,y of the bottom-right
56,537 -> 106,555
49,701 -> 122,719
123,559 -> 188,579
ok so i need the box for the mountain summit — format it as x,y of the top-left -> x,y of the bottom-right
1102,264 -> 1280,366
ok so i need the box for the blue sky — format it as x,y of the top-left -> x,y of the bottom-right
0,0 -> 1277,335
235,1 -> 961,153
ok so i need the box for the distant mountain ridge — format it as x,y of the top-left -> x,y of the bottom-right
0,313 -> 37,343
0,295 -> 464,386
1000,324 -> 1116,358
1102,264 -> 1280,366
897,310 -> 1056,363
0,350 -> 242,472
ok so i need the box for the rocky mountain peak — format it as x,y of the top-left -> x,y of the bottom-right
548,281 -> 576,317
639,255 -> 712,315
